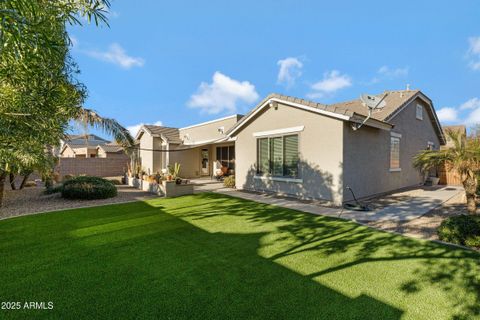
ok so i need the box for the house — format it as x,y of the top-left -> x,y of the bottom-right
59,134 -> 124,158
441,125 -> 466,149
134,89 -> 444,204
96,143 -> 129,160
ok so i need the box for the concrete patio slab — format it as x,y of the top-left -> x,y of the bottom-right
215,185 -> 464,223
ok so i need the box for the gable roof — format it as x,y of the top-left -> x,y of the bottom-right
97,143 -> 124,153
138,125 -> 182,144
65,134 -> 109,142
227,90 -> 445,144
328,90 -> 419,121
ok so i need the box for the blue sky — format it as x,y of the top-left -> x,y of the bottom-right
68,0 -> 480,137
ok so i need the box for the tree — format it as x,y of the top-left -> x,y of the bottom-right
0,0 -> 133,207
413,129 -> 480,214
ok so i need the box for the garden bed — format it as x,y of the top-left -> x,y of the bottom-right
0,185 -> 155,220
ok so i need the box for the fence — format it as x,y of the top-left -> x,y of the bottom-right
438,163 -> 462,186
56,157 -> 129,178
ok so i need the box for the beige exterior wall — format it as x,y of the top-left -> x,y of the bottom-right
97,149 -> 129,160
233,102 -> 344,204
60,146 -> 96,158
138,131 -> 154,174
169,146 -> 202,178
61,146 -> 76,158
179,115 -> 241,144
342,97 -> 441,201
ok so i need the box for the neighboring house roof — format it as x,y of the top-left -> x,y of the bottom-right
64,134 -> 109,143
227,90 -> 446,144
138,125 -> 182,144
442,125 -> 466,135
97,144 -> 124,153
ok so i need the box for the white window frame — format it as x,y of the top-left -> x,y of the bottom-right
390,132 -> 401,172
416,104 -> 423,120
427,141 -> 435,150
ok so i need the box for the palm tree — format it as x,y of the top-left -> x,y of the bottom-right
413,129 -> 480,214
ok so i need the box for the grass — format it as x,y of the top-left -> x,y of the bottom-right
1,193 -> 479,319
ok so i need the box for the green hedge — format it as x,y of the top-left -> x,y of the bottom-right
438,215 -> 480,248
61,176 -> 117,200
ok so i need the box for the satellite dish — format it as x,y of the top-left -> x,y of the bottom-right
352,93 -> 388,131
360,93 -> 387,111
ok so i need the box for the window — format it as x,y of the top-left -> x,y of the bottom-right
390,136 -> 400,171
427,141 -> 435,150
216,146 -> 234,169
416,104 -> 423,120
257,134 -> 299,177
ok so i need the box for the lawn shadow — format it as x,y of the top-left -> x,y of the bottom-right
168,192 -> 480,319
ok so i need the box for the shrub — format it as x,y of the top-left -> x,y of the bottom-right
61,176 -> 117,200
223,176 -> 235,188
44,184 -> 63,195
438,215 -> 480,247
63,174 -> 74,181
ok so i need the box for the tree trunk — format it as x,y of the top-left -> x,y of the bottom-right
19,173 -> 30,190
9,173 -> 16,190
463,176 -> 478,214
0,172 -> 6,207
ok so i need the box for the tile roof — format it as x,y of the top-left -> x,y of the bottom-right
98,144 -> 124,153
143,125 -> 182,144
328,90 -> 419,121
227,89 -> 445,144
442,125 -> 466,134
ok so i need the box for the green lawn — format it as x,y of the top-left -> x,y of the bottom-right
1,193 -> 479,319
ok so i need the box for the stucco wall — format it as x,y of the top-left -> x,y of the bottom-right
342,97 -> 441,201
233,102 -> 344,204
138,132 -> 154,174
61,146 -> 76,158
169,145 -> 202,178
179,115 -> 241,144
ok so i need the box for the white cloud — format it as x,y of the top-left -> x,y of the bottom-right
86,43 -> 145,69
127,121 -> 163,136
439,97 -> 480,125
187,72 -> 259,114
307,70 -> 352,99
466,108 -> 480,125
436,107 -> 458,122
459,97 -> 480,110
467,37 -> 480,70
277,57 -> 303,87
377,65 -> 409,78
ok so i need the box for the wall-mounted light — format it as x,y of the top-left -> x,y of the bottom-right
269,100 -> 278,110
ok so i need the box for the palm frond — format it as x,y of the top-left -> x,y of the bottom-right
74,108 -> 134,148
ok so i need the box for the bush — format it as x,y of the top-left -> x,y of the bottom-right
223,176 -> 235,188
44,184 -> 63,195
61,176 -> 117,200
438,215 -> 480,247
63,174 -> 74,181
